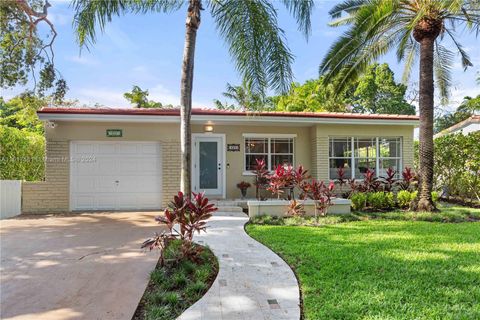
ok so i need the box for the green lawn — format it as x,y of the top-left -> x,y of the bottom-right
246,220 -> 480,319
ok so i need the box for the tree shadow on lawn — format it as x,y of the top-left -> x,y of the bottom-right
247,221 -> 480,320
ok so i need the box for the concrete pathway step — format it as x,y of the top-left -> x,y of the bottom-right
178,211 -> 300,320
215,206 -> 244,213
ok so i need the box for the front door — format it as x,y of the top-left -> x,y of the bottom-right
192,134 -> 225,197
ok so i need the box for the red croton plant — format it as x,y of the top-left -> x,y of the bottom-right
300,179 -> 335,219
142,192 -> 217,266
267,164 -> 310,199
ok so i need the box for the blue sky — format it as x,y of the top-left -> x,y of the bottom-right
3,0 -> 479,112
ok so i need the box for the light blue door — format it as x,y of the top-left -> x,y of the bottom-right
193,136 -> 224,196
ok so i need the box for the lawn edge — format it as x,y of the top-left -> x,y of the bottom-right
244,221 -> 304,320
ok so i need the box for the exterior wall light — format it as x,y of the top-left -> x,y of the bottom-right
204,125 -> 214,132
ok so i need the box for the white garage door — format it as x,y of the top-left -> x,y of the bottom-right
70,141 -> 161,211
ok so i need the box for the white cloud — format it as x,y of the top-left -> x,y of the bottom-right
74,88 -> 130,108
66,55 -> 100,66
103,25 -> 135,50
149,84 -> 180,106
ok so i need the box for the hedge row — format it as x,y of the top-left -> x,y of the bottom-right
434,131 -> 480,203
0,125 -> 45,181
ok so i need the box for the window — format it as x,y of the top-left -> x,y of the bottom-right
378,138 -> 402,178
329,137 -> 352,179
244,135 -> 295,172
328,137 -> 402,179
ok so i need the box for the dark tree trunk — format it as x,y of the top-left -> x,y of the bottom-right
412,36 -> 437,212
180,0 -> 201,196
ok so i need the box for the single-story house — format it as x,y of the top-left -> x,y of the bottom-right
434,115 -> 479,138
22,108 -> 418,213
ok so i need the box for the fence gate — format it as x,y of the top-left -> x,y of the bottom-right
0,180 -> 21,219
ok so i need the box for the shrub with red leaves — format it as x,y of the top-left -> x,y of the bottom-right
301,179 -> 335,219
398,166 -> 416,191
253,158 -> 269,199
142,191 -> 217,265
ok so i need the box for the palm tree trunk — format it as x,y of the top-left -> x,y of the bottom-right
414,37 -> 436,212
180,0 -> 201,196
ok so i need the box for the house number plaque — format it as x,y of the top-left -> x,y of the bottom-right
227,144 -> 240,152
106,129 -> 123,137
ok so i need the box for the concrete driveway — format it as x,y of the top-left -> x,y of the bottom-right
0,212 -> 162,320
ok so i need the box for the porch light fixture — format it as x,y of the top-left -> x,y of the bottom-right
204,125 -> 214,132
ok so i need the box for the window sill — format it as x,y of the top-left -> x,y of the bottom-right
242,171 -> 256,176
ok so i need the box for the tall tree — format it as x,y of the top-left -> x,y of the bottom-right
213,81 -> 265,111
123,85 -> 167,108
73,0 -> 314,195
435,95 -> 480,133
1,0 -> 66,99
350,63 -> 415,115
320,0 -> 479,212
273,77 -> 349,112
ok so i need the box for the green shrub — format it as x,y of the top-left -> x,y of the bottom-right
367,192 -> 395,210
350,192 -> 367,211
397,190 -> 414,208
434,132 -> 480,202
431,191 -> 439,204
0,126 -> 45,181
162,292 -> 180,306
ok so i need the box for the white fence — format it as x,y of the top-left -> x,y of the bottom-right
0,180 -> 22,219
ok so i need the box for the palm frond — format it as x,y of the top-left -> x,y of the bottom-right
320,0 -> 403,90
434,43 -> 454,104
443,28 -> 473,70
72,0 -> 183,47
209,0 -> 294,94
280,0 -> 315,38
328,0 -> 366,19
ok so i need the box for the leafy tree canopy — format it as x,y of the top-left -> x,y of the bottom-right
123,85 -> 171,108
272,77 -> 348,112
349,63 -> 415,115
213,82 -> 268,111
0,0 -> 66,100
0,92 -> 45,134
435,95 -> 480,133
246,63 -> 414,114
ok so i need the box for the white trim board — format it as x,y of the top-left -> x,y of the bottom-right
39,113 -> 419,126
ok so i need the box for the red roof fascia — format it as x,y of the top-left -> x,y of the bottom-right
38,107 -> 419,121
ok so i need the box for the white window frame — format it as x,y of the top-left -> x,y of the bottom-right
243,133 -> 296,175
328,136 -> 403,180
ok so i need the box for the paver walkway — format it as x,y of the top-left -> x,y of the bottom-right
178,210 -> 300,320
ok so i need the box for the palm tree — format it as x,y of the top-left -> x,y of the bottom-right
320,0 -> 480,212
214,81 -> 264,111
72,0 -> 314,195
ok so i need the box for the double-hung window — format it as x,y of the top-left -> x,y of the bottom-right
329,136 -> 402,179
244,134 -> 295,172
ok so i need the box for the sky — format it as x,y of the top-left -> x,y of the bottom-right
2,0 -> 479,112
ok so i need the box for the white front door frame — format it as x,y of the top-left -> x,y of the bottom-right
191,133 -> 226,198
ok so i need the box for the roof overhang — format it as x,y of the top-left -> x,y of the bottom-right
38,112 -> 419,126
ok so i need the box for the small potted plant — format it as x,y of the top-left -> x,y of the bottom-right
237,181 -> 251,199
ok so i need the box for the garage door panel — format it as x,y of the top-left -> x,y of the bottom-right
137,158 -> 158,172
97,158 -> 118,175
74,195 -> 95,210
75,176 -> 96,192
97,144 -> 116,154
141,144 -> 159,154
75,161 -> 96,176
75,143 -> 95,154
117,144 -> 138,154
71,142 -> 162,211
96,196 -> 116,210
118,159 -> 139,173
136,194 -> 161,209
